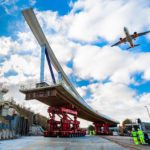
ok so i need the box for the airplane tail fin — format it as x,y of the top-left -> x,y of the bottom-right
126,44 -> 140,50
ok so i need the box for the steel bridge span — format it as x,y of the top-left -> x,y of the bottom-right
20,8 -> 118,137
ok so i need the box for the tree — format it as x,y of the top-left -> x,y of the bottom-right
122,118 -> 132,127
88,125 -> 95,134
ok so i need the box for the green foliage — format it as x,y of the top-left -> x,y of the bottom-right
122,118 -> 132,126
88,125 -> 95,131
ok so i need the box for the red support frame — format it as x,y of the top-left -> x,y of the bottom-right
44,105 -> 86,137
94,122 -> 111,135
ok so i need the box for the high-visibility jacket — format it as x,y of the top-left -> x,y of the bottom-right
138,130 -> 144,136
132,131 -> 137,137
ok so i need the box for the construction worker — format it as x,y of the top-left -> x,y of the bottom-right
93,130 -> 96,135
137,129 -> 145,144
89,130 -> 92,135
131,128 -> 139,145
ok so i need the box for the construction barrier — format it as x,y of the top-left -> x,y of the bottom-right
0,115 -> 30,140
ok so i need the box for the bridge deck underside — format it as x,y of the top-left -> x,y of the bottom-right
20,84 -> 117,125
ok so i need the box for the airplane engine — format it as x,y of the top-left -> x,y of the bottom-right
134,32 -> 138,38
120,38 -> 123,41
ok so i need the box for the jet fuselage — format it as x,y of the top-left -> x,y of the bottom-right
124,27 -> 134,47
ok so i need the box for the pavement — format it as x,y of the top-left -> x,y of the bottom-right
102,135 -> 150,150
0,135 -> 128,150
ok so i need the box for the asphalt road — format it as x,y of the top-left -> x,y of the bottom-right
0,136 -> 128,150
102,136 -> 150,150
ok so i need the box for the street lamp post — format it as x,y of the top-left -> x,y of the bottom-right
144,105 -> 150,119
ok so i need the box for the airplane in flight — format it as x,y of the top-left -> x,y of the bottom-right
111,27 -> 150,49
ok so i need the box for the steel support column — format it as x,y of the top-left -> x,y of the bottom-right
45,47 -> 56,84
40,45 -> 45,82
58,71 -> 63,83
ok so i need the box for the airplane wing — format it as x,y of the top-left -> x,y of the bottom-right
131,31 -> 150,39
111,37 -> 127,47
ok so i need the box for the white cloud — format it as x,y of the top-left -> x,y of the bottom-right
0,0 -> 19,14
69,0 -> 150,42
0,37 -> 18,55
3,84 -> 49,117
16,31 -> 39,55
76,86 -> 87,97
30,0 -> 36,6
73,45 -> 150,85
73,45 -> 125,81
86,82 -> 150,122
0,0 -> 36,15
1,54 -> 40,84
1,0 -> 150,125
0,0 -> 18,5
143,69 -> 150,80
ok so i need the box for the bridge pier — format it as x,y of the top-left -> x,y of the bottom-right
44,105 -> 86,137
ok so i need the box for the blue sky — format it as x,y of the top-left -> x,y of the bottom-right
1,0 -> 150,122
0,0 -> 76,36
